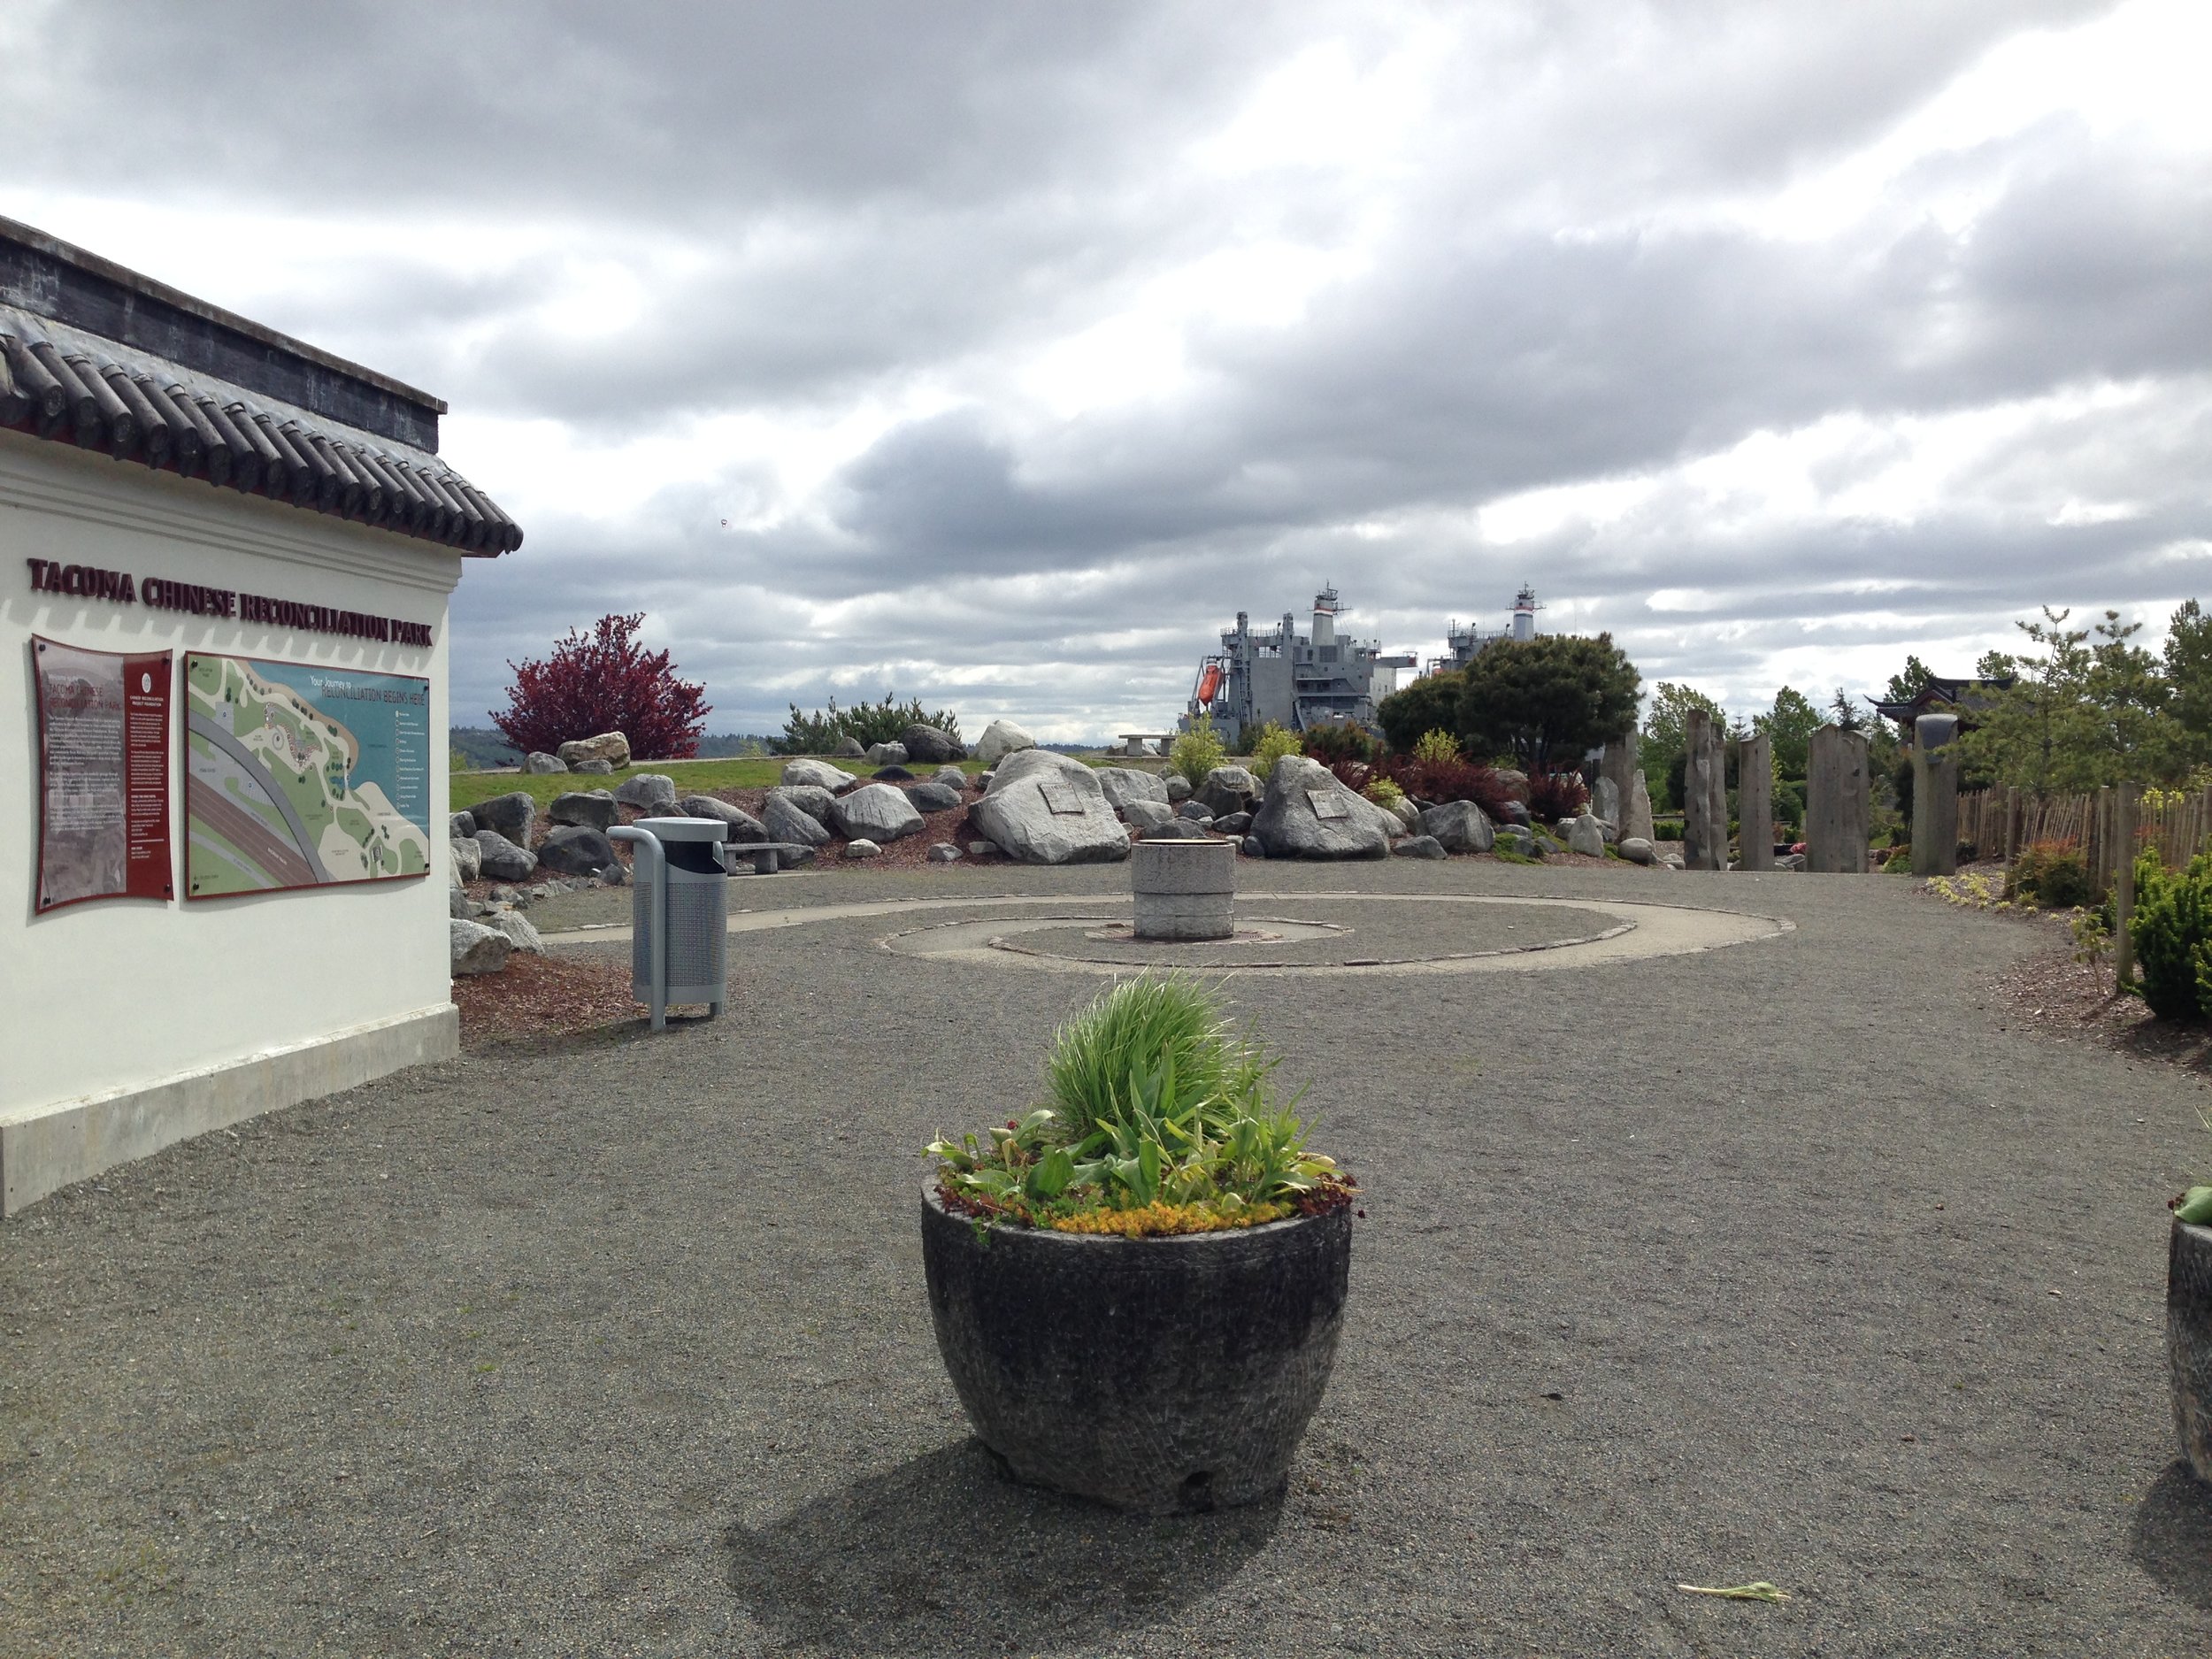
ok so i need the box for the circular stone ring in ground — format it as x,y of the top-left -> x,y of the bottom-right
878,894 -> 1790,976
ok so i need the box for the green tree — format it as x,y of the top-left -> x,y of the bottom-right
1455,634 -> 1640,772
1959,608 -> 2180,793
1827,687 -> 1865,733
1376,669 -> 1465,754
1640,681 -> 1726,810
2163,598 -> 2212,768
1883,655 -> 1937,706
1755,686 -> 1822,780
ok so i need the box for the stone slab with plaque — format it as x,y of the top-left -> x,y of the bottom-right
1306,788 -> 1350,821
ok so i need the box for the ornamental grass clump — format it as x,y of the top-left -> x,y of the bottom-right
926,975 -> 1354,1238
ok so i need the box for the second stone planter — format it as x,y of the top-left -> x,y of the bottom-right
1132,836 -> 1236,941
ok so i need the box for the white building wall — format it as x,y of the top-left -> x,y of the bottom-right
0,429 -> 461,1196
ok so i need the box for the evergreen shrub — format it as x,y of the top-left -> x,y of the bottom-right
2130,851 -> 2212,1021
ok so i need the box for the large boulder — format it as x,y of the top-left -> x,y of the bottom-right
1386,796 -> 1422,833
680,795 -> 768,843
1394,834 -> 1448,859
764,794 -> 832,848
537,825 -> 618,877
1195,765 -> 1261,818
1593,776 -> 1622,826
614,772 -> 679,814
864,741 -> 909,767
972,749 -> 1132,865
909,780 -> 963,813
1624,772 -> 1656,843
1419,799 -> 1494,854
1123,799 -> 1176,833
450,918 -> 511,976
900,723 -> 966,763
1212,810 -> 1254,836
473,829 -> 537,882
449,810 -> 477,840
934,765 -> 969,788
1617,836 -> 1656,866
831,735 -> 867,758
480,909 -> 546,954
472,791 -> 535,846
831,782 -> 926,843
974,718 -> 1034,766
782,758 -> 856,792
1566,813 -> 1608,857
1165,775 -> 1193,804
1250,757 -> 1391,860
1096,767 -> 1169,813
549,789 -> 618,830
449,834 -> 482,883
523,751 -> 567,774
572,758 -> 614,775
557,732 -> 631,770
1494,769 -> 1532,803
766,784 -> 836,824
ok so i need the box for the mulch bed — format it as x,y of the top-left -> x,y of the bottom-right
452,951 -> 642,1048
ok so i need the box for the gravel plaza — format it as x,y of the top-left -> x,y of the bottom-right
5,858 -> 2210,1656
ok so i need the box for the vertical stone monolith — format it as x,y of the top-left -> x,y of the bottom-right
1910,713 -> 1961,877
1705,719 -> 1731,869
1598,731 -> 1640,830
1738,733 -> 1774,872
1806,726 -> 1870,873
1624,771 -> 1655,844
1684,708 -> 1718,870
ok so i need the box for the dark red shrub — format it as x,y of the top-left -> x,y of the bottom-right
1326,758 -> 1372,792
1378,757 -> 1517,818
491,612 -> 710,760
1525,771 -> 1590,823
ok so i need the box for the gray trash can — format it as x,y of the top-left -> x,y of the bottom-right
608,817 -> 728,1029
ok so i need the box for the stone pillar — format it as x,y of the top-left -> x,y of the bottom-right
1624,771 -> 1655,843
1597,730 -> 1640,830
1737,733 -> 1773,872
1706,722 -> 1731,870
1910,713 -> 1960,877
2115,782 -> 2138,987
1684,708 -> 1719,871
1806,726 -> 1870,873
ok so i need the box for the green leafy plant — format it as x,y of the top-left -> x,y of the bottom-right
775,693 -> 960,755
2006,838 -> 2093,910
1169,714 -> 1226,787
1248,721 -> 1302,777
1409,728 -> 1461,764
2130,849 -> 2212,1020
1363,776 -> 1407,810
926,975 -> 1354,1237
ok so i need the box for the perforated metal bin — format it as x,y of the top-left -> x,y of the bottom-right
607,817 -> 729,1029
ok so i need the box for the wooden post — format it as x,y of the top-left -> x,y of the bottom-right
2115,783 -> 2137,989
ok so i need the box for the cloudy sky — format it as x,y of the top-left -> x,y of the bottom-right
4,0 -> 2207,740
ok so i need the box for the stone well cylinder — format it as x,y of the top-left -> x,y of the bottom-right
1132,838 -> 1236,941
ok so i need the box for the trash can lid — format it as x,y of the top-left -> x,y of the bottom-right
630,816 -> 731,843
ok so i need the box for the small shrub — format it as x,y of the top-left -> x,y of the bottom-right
776,691 -> 960,755
2132,851 -> 2212,1020
1326,758 -> 1371,793
1302,724 -> 1377,764
1409,728 -> 1461,765
2007,839 -> 2091,909
1376,756 -> 1517,818
1525,772 -> 1589,823
1363,777 -> 1407,810
1882,849 -> 1912,873
1248,722 -> 1302,777
1169,714 -> 1226,787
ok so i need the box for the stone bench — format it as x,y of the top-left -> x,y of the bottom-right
724,841 -> 816,875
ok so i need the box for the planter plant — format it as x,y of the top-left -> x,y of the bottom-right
922,974 -> 1357,1512
2170,1183 -> 2212,1481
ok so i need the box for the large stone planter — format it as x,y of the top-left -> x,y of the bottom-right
1132,837 -> 1235,941
2170,1219 -> 2212,1479
920,1183 -> 1350,1512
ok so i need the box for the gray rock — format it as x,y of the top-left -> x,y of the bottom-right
1177,800 -> 1216,822
548,789 -> 619,830
782,758 -> 856,792
449,887 -> 479,918
1419,799 -> 1494,854
557,732 -> 631,769
1250,757 -> 1391,860
1165,775 -> 1193,804
1778,851 -> 1808,872
1142,818 -> 1215,841
872,764 -> 916,782
472,791 -> 535,846
830,782 -> 926,843
603,860 -> 629,884
927,841 -> 962,864
1195,765 -> 1261,818
1386,796 -> 1422,833
900,723 -> 966,763
973,718 -> 1034,766
1617,836 -> 1656,865
1593,776 -> 1621,826
968,840 -> 1000,856
864,741 -> 909,767
1566,813 -> 1608,857
764,794 -> 832,847
1624,769 -> 1656,845
972,748 -> 1133,865
1532,830 -> 1563,856
614,772 -> 679,814
1497,799 -> 1532,827
1240,835 -> 1265,858
1212,810 -> 1253,836
766,784 -> 836,825
1657,849 -> 1686,870
450,834 -> 483,883
572,758 -> 614,774
480,909 -> 546,955
680,795 -> 768,842
537,825 -> 618,877
449,918 -> 511,977
473,829 -> 537,882
935,765 -> 969,789
488,886 -> 516,903
1096,767 -> 1170,812
1494,826 -> 1537,858
843,838 -> 882,860
449,810 -> 477,840
909,780 -> 963,813
524,751 -> 567,774
1394,834 -> 1448,859
831,735 -> 867,758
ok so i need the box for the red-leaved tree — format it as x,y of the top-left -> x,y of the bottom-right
490,613 -> 710,760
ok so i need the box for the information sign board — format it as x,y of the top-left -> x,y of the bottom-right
33,637 -> 173,911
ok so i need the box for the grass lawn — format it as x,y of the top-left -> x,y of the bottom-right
448,752 -> 1156,813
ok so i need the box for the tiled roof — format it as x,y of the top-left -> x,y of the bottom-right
0,298 -> 520,556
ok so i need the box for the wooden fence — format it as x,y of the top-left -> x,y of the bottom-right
1958,785 -> 2212,878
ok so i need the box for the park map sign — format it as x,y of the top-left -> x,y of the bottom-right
184,653 -> 434,896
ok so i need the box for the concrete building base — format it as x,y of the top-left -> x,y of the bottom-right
1,1003 -> 458,1217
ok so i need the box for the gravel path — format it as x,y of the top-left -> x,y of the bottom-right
4,860 -> 2210,1655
